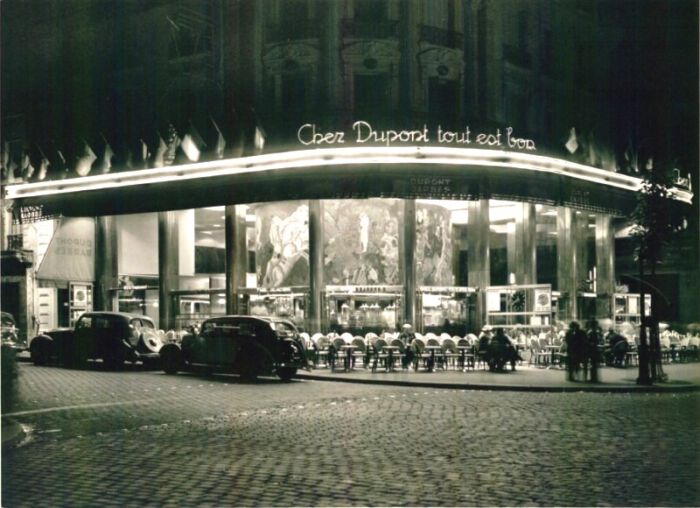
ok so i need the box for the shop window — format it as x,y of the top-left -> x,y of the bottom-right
195,246 -> 225,274
537,244 -> 557,287
490,247 -> 508,286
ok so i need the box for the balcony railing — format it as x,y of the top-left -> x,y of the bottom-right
419,25 -> 463,49
503,44 -> 532,68
341,18 -> 399,39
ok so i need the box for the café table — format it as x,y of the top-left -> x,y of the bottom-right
544,344 -> 560,367
382,345 -> 401,372
423,345 -> 442,372
340,344 -> 354,371
456,345 -> 475,370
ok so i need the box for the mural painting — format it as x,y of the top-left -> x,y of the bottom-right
323,199 -> 401,285
415,202 -> 453,286
253,201 -> 309,287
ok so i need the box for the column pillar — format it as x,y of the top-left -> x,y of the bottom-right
158,211 -> 179,330
595,214 -> 615,319
225,205 -> 247,315
556,207 -> 577,321
516,202 -> 537,284
308,200 -> 324,333
467,199 -> 490,331
401,199 -> 416,328
95,216 -> 118,312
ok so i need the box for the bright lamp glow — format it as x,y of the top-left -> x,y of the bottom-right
4,146 -> 693,205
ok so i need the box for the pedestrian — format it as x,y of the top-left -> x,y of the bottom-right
585,318 -> 602,382
564,321 -> 586,381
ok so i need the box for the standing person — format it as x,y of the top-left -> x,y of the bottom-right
585,319 -> 602,382
564,321 -> 586,381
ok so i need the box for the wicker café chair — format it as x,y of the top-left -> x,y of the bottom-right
372,337 -> 390,372
351,336 -> 366,368
441,337 -> 459,370
313,335 -> 330,368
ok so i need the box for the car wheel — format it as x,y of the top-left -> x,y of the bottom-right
161,347 -> 181,375
277,367 -> 297,382
30,341 -> 49,366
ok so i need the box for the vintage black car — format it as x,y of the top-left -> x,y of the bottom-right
1,312 -> 26,352
29,312 -> 163,368
159,316 -> 310,381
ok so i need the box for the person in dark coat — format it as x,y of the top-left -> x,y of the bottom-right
585,319 -> 602,382
488,327 -> 517,372
564,321 -> 587,381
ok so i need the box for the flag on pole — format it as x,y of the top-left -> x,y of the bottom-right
56,150 -> 70,179
74,140 -> 97,177
1,142 -> 18,183
96,137 -> 114,174
152,135 -> 167,168
623,138 -> 638,173
141,139 -> 150,167
20,150 -> 35,181
180,123 -> 205,162
211,118 -> 226,159
36,147 -> 49,181
164,124 -> 181,166
36,156 -> 49,181
254,125 -> 266,154
565,127 -> 578,154
181,134 -> 200,162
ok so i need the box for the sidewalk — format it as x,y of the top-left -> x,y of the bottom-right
298,362 -> 700,393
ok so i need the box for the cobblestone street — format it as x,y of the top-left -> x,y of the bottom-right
3,362 -> 700,507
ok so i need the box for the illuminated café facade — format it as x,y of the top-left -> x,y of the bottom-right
1,1 -> 695,338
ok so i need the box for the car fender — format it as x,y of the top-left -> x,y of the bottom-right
29,334 -> 54,364
287,337 -> 314,369
159,342 -> 182,356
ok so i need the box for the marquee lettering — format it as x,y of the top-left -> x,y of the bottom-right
297,121 -> 536,151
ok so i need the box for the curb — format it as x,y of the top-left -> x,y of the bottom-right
296,373 -> 700,394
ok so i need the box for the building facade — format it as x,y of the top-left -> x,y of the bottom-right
1,0 -> 697,341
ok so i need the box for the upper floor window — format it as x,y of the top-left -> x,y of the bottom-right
355,0 -> 386,21
428,77 -> 458,130
354,74 -> 390,124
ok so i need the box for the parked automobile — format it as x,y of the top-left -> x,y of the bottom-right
29,312 -> 163,369
159,315 -> 311,381
1,311 -> 26,352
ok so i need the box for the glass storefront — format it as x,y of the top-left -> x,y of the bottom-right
95,197 -> 620,335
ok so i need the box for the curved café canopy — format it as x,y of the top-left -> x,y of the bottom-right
4,146 -> 693,218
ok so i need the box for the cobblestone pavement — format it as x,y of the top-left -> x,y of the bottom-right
3,362 -> 699,507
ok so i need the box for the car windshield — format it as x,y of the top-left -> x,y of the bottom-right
269,321 -> 296,336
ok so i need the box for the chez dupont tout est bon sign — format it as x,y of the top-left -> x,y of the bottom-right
297,120 -> 537,151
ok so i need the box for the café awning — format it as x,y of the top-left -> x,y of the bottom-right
4,147 -> 693,220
